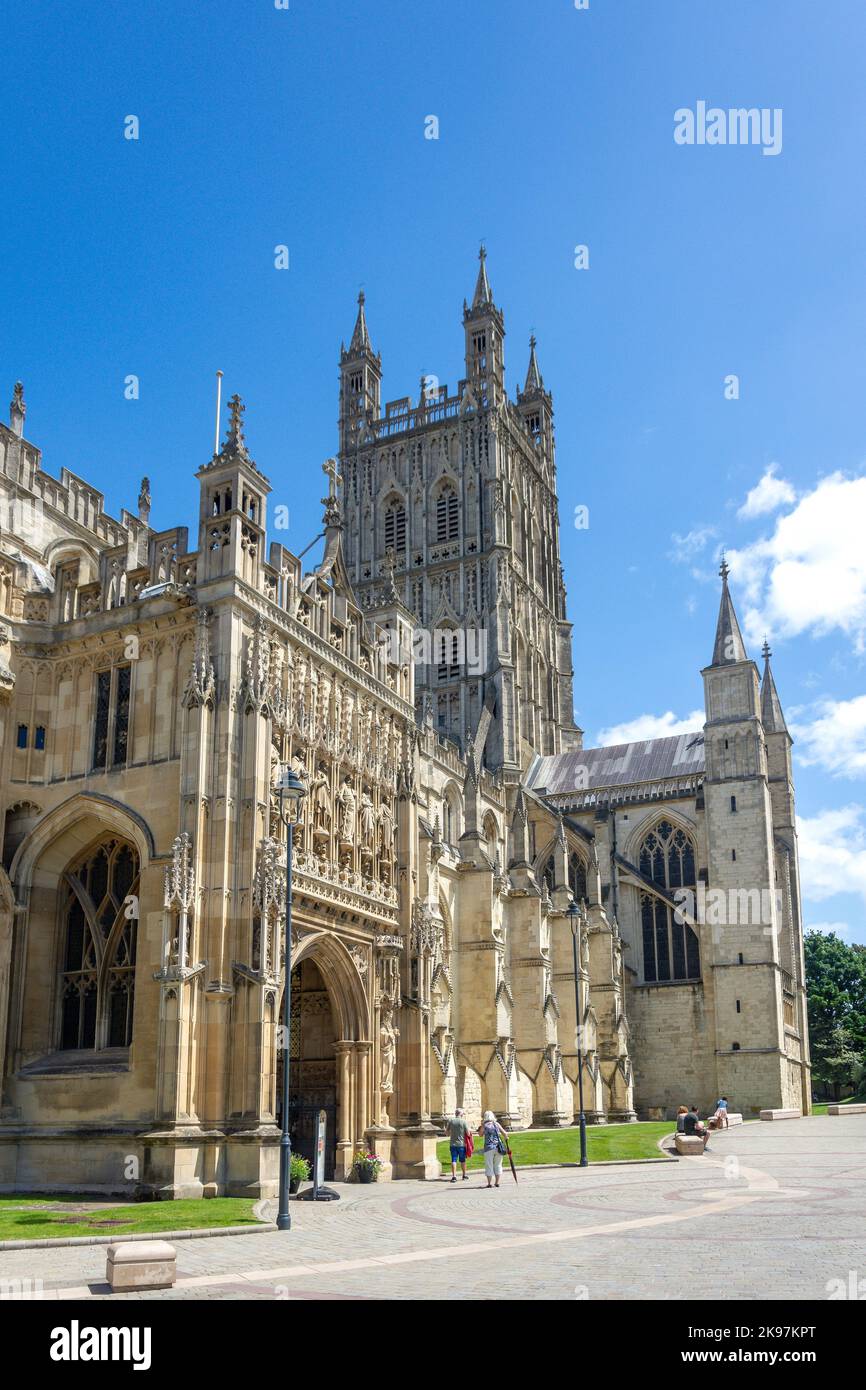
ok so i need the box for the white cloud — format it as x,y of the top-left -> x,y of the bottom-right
724,471 -> 866,651
596,709 -> 704,745
669,525 -> 716,564
804,920 -> 851,938
737,463 -> 796,519
790,694 -> 866,779
796,804 -> 866,905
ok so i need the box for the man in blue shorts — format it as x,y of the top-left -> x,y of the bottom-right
446,1108 -> 471,1182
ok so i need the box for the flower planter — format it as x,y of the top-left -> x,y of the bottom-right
357,1167 -> 375,1183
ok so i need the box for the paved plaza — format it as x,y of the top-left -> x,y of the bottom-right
3,1114 -> 864,1301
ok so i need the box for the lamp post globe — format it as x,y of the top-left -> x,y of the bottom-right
567,899 -> 589,1168
276,761 -> 307,1230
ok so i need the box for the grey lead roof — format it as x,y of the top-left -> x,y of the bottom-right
526,731 -> 706,796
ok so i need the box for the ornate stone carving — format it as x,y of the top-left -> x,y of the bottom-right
183,607 -> 216,709
164,831 -> 196,971
241,614 -> 272,716
253,837 -> 284,919
410,899 -> 438,956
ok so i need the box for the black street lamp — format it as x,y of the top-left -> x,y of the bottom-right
567,899 -> 589,1167
276,763 -> 307,1232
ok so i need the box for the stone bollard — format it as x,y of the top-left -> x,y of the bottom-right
107,1240 -> 177,1292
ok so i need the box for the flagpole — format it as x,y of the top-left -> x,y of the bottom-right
214,370 -> 223,454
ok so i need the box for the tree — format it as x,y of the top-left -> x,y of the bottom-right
804,931 -> 866,1097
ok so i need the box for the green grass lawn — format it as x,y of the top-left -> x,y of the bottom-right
812,1092 -> 866,1117
0,1195 -> 263,1243
436,1120 -> 673,1170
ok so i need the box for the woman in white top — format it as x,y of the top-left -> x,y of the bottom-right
478,1110 -> 508,1188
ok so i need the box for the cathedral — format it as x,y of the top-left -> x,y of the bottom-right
0,253 -> 811,1197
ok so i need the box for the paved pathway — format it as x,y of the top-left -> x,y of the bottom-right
2,1114 -> 864,1301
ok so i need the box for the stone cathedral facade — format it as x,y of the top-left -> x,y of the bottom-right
0,258 -> 810,1197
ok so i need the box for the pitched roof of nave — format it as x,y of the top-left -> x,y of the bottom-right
525,730 -> 706,796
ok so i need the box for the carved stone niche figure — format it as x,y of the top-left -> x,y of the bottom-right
337,774 -> 356,844
310,764 -> 331,835
359,787 -> 375,852
377,797 -> 394,861
379,998 -> 399,1106
269,738 -> 281,791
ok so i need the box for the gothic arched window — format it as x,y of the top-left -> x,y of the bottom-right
436,486 -> 459,542
569,851 -> 588,903
638,820 -> 700,983
384,497 -> 407,553
59,837 -> 140,1050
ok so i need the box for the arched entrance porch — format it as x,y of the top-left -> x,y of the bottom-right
275,932 -> 373,1181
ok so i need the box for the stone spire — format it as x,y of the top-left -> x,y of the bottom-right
470,245 -> 492,309
349,290 -> 371,354
760,639 -> 788,733
711,559 -> 748,666
524,335 -> 543,393
9,382 -> 25,438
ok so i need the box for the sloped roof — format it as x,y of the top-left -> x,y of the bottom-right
526,731 -> 705,796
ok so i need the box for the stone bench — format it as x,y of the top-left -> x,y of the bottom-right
675,1134 -> 707,1155
759,1108 -> 801,1121
107,1240 -> 176,1292
827,1103 -> 866,1115
708,1112 -> 743,1127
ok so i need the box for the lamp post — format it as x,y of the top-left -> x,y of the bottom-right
567,899 -> 589,1167
276,763 -> 307,1232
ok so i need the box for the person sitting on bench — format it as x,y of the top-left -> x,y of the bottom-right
682,1106 -> 711,1150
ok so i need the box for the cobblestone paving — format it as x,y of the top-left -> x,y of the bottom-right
2,1115 -> 864,1301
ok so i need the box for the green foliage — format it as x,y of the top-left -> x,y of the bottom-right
436,1121 -> 674,1169
805,931 -> 866,1097
290,1154 -> 310,1182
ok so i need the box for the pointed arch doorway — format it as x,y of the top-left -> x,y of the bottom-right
276,958 -> 338,1179
274,932 -> 373,1181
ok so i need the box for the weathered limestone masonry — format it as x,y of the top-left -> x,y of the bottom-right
0,257 -> 810,1195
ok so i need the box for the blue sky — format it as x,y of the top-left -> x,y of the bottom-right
2,1 -> 865,942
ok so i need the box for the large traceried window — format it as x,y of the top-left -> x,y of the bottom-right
638,820 -> 700,983
59,838 -> 140,1050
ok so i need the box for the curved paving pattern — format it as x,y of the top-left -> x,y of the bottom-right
3,1115 -> 864,1301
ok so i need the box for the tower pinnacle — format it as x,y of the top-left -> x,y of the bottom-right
711,559 -> 748,665
471,244 -> 492,309
760,638 -> 788,733
349,290 -> 371,354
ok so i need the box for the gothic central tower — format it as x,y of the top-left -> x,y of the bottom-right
338,251 -> 581,772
